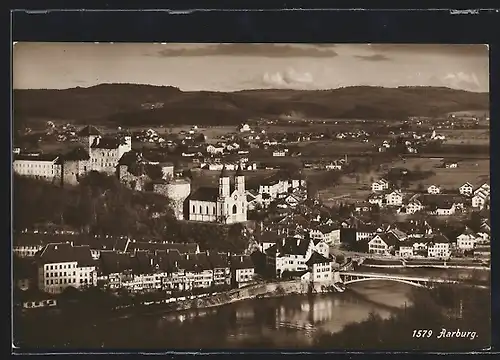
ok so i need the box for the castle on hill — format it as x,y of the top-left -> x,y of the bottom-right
13,125 -> 248,224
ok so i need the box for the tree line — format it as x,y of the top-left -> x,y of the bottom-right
13,172 -> 249,252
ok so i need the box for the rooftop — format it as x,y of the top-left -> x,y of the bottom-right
38,243 -> 95,267
78,125 -> 102,136
14,154 -> 59,162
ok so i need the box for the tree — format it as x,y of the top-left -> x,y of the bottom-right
417,183 -> 425,192
401,178 -> 410,190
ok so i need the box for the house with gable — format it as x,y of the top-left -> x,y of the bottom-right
229,255 -> 255,288
305,252 -> 335,283
427,185 -> 441,195
472,189 -> 489,210
372,178 -> 389,192
37,243 -> 97,294
309,224 -> 340,245
265,236 -> 314,278
427,234 -> 451,259
385,189 -> 403,207
368,233 -> 399,255
456,227 -> 478,251
459,182 -> 474,196
396,240 -> 415,258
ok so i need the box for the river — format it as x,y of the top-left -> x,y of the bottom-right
15,281 -> 414,350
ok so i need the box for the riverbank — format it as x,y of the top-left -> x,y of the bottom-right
19,279 -> 342,323
361,263 -> 489,270
15,282 -> 414,349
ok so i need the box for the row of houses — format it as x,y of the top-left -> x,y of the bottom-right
16,241 -> 257,295
368,228 -> 490,259
367,181 -> 490,213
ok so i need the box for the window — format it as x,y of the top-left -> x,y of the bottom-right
192,205 -> 195,213
199,206 -> 202,214
232,204 -> 237,214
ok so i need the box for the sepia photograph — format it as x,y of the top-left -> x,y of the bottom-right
12,42 -> 490,351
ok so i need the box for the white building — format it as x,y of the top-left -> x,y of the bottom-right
206,144 -> 225,155
368,233 -> 399,255
472,191 -> 489,210
427,236 -> 451,259
305,252 -> 334,283
312,238 -> 331,258
81,126 -> 132,175
37,243 -> 97,294
266,237 -> 314,278
188,166 -> 247,224
459,182 -> 474,196
385,190 -> 403,207
456,228 -> 477,251
13,154 -> 62,182
405,199 -> 424,214
230,255 -> 255,288
309,225 -> 340,246
259,177 -> 306,200
435,203 -> 456,216
427,185 -> 441,195
474,183 -> 490,196
239,124 -> 251,133
372,179 -> 389,192
397,243 -> 414,258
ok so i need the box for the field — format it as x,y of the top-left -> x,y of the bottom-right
315,170 -> 376,206
441,129 -> 490,145
299,140 -> 374,157
446,110 -> 489,117
386,157 -> 490,189
314,154 -> 489,206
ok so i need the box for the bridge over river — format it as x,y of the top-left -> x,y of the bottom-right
338,271 -> 461,288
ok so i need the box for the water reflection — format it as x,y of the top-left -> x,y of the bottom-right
20,281 -> 414,349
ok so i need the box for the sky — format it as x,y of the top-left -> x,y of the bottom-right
13,43 -> 489,92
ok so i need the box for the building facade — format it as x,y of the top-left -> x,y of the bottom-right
37,243 -> 97,294
188,166 -> 247,224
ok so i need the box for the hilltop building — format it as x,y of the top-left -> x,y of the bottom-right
13,125 -> 133,186
79,125 -> 132,174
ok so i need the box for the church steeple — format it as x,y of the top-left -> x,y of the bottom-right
235,164 -> 243,176
220,164 -> 229,179
219,165 -> 230,198
235,164 -> 245,193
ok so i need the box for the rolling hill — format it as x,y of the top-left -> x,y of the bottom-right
13,84 -> 489,128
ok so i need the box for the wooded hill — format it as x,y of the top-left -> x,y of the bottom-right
14,84 -> 489,128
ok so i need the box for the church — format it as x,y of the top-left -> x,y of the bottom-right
188,166 -> 247,224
